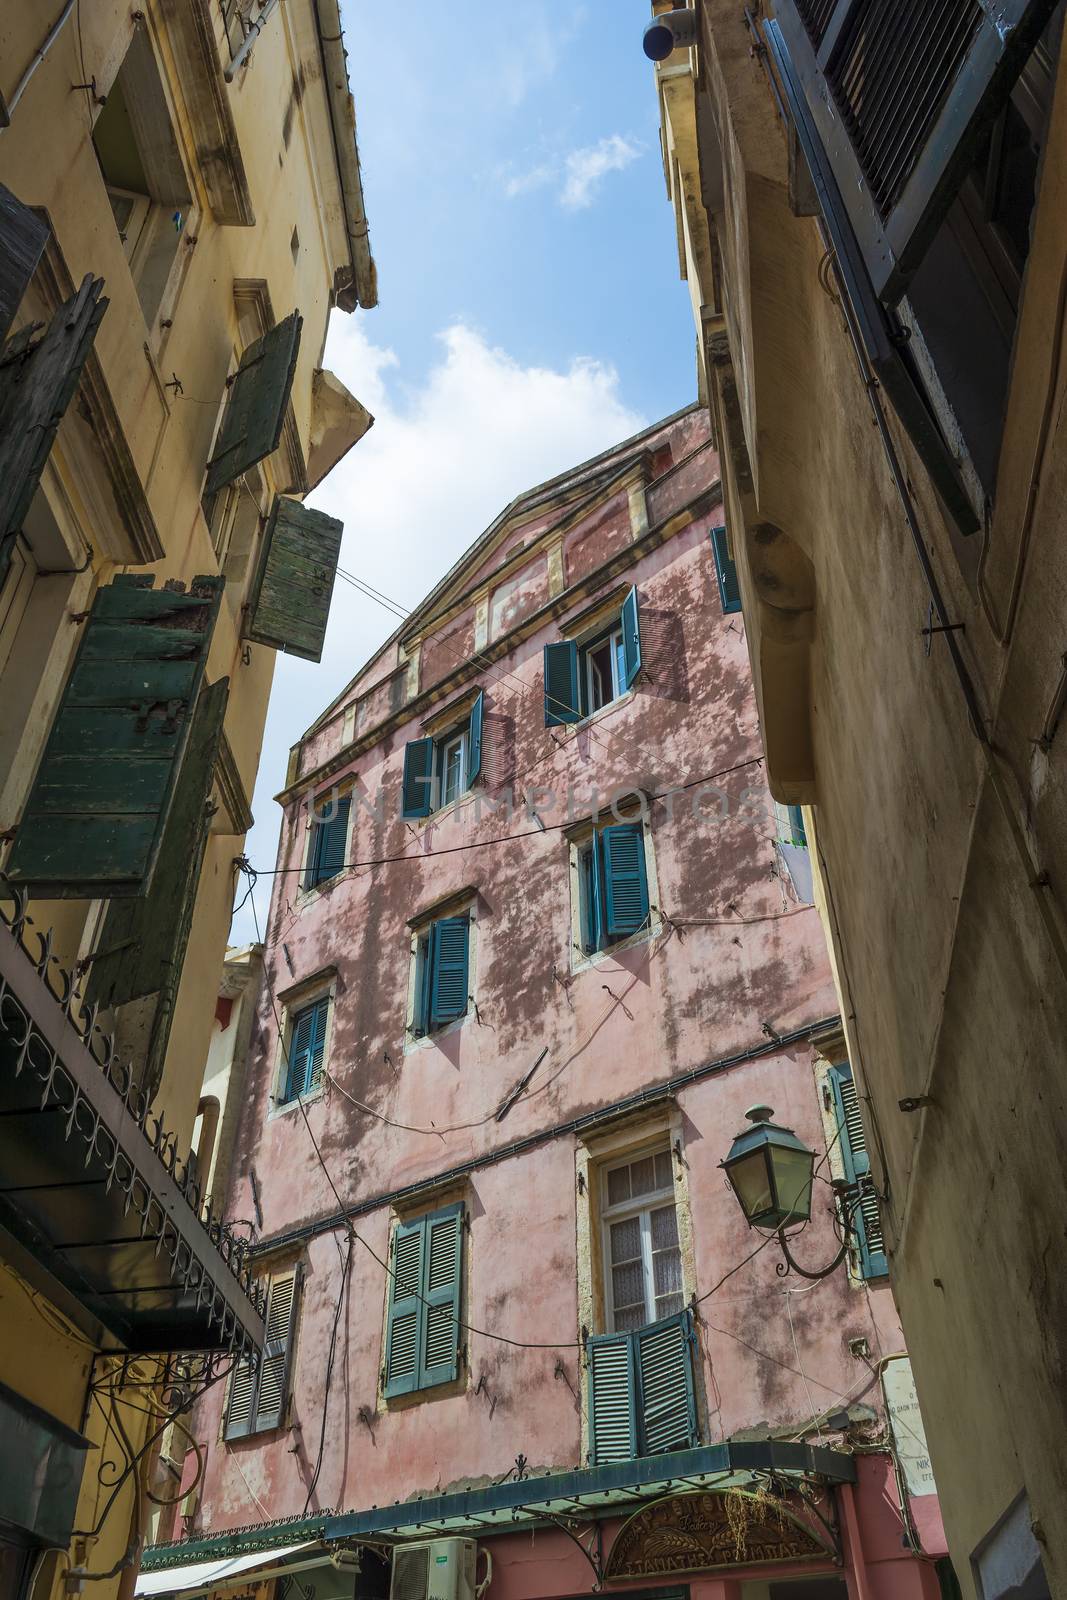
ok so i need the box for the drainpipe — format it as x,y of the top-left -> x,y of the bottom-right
224,0 -> 282,81
313,0 -> 378,309
3,0 -> 78,125
838,1484 -> 874,1600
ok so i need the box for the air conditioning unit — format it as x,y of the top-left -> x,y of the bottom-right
390,1540 -> 477,1600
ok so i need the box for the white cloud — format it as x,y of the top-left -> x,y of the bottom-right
561,135 -> 642,210
232,320 -> 645,942
502,162 -> 555,199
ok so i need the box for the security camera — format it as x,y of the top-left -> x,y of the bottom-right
643,8 -> 698,61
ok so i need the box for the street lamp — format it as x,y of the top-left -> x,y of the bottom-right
720,1105 -> 852,1280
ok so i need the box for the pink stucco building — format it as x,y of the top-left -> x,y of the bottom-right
141,409 -> 949,1600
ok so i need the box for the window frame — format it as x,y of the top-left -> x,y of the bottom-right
600,1149 -> 684,1333
407,908 -> 474,1044
434,725 -> 469,811
580,622 -> 626,718
570,816 -> 657,968
270,984 -> 335,1116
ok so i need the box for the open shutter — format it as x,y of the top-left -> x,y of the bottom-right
429,916 -> 469,1027
245,497 -> 343,663
305,796 -> 350,889
544,641 -> 581,726
254,1268 -> 301,1433
600,824 -> 650,939
223,1351 -> 257,1441
634,1310 -> 698,1456
419,1203 -> 464,1389
829,1063 -> 888,1278
588,1331 -> 637,1464
620,585 -> 642,689
7,574 -> 223,898
710,526 -> 742,614
0,183 -> 49,345
466,691 -> 484,787
401,738 -> 435,820
204,311 -> 302,495
384,1217 -> 425,1397
775,0 -> 1058,306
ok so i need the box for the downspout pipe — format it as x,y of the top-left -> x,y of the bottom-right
224,0 -> 282,82
313,0 -> 378,310
3,0 -> 78,126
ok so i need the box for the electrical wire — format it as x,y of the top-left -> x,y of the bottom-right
302,1234 -> 352,1514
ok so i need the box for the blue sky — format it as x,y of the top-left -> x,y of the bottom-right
232,2 -> 697,938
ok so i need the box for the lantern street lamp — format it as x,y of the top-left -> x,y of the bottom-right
720,1105 -> 853,1280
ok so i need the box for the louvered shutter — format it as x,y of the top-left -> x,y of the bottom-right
429,917 -> 469,1028
223,1351 -> 257,1441
204,312 -> 302,495
634,1310 -> 698,1456
620,585 -> 642,689
245,497 -> 343,663
7,574 -> 223,898
254,1268 -> 301,1432
829,1063 -> 888,1278
588,1332 -> 637,1464
710,526 -> 742,614
0,183 -> 49,346
285,998 -> 328,1101
305,796 -> 350,889
466,690 -> 484,786
384,1218 -> 425,1397
599,825 -> 650,939
420,1204 -> 464,1389
401,738 -> 435,820
544,641 -> 581,726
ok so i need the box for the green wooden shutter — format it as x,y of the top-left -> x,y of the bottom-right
245,497 -> 343,663
544,641 -> 580,726
223,1350 -> 257,1441
466,691 -> 484,787
401,738 -> 435,820
285,997 -> 328,1102
419,1203 -> 464,1389
430,916 -> 469,1027
600,824 -> 650,939
254,1268 -> 301,1433
588,1331 -> 637,1464
204,311 -> 302,495
620,585 -> 642,689
7,574 -> 223,898
710,527 -> 742,614
634,1310 -> 698,1456
0,183 -> 49,346
829,1063 -> 888,1278
305,796 -> 350,889
384,1218 -> 425,1397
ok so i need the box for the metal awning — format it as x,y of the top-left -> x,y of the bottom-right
135,1542 -> 316,1596
0,881 -> 265,1355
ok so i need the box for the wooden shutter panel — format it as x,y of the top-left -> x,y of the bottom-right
384,1218 -> 425,1397
543,641 -> 581,726
466,690 -> 484,787
0,184 -> 49,346
588,1331 -> 637,1464
254,1268 -> 301,1432
7,574 -> 223,898
620,585 -> 642,689
204,312 -> 302,495
305,797 -> 350,889
419,1203 -> 464,1389
285,998 -> 328,1101
245,496 -> 343,663
401,738 -> 435,820
710,527 -> 742,614
600,825 -> 650,939
829,1063 -> 888,1278
634,1310 -> 698,1456
223,1351 -> 257,1441
430,916 -> 469,1027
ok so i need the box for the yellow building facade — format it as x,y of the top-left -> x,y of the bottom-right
0,2 -> 375,1594
649,0 -> 1067,1593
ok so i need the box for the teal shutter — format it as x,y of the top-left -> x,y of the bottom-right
544,641 -> 581,726
620,585 -> 642,689
429,916 -> 469,1027
285,997 -> 329,1101
600,824 -> 650,939
401,738 -> 435,819
634,1310 -> 698,1455
711,526 -> 742,614
466,690 -> 484,787
7,574 -> 223,898
588,1332 -> 637,1464
305,796 -> 350,888
420,1203 -> 464,1389
786,804 -> 807,847
384,1218 -> 426,1397
829,1063 -> 888,1278
245,497 -> 343,663
204,311 -> 302,495
254,1267 -> 301,1432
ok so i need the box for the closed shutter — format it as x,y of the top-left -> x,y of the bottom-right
588,1331 -> 637,1464
285,997 -> 329,1101
429,916 -> 469,1027
204,312 -> 302,495
620,585 -> 642,689
223,1352 -> 257,1441
599,824 -> 650,939
0,183 -> 49,346
420,1205 -> 463,1388
6,574 -> 223,898
305,796 -> 350,889
466,690 -> 484,786
634,1310 -> 698,1455
254,1268 -> 300,1433
245,497 -> 343,663
384,1218 -> 425,1397
829,1063 -> 888,1278
401,737 -> 435,820
710,526 -> 742,614
543,640 -> 581,726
